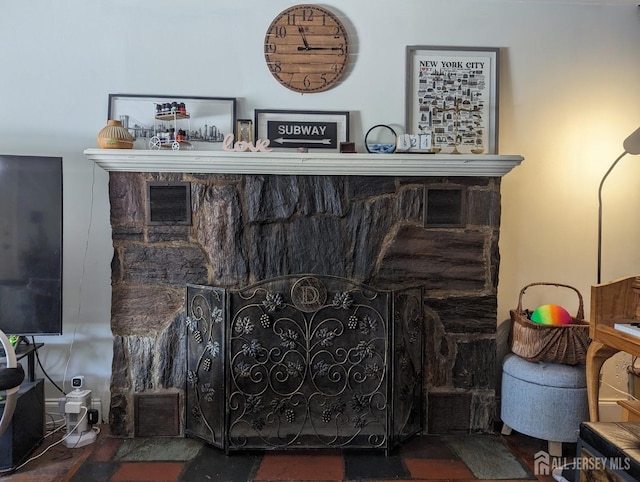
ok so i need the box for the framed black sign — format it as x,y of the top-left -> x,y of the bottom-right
255,109 -> 349,152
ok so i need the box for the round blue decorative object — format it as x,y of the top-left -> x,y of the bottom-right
365,124 -> 397,154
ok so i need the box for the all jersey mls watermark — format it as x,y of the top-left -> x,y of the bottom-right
534,450 -> 631,476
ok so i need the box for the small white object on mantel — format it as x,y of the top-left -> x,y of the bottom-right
84,148 -> 524,177
222,133 -> 272,152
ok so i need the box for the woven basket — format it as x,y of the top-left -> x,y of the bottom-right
509,282 -> 591,365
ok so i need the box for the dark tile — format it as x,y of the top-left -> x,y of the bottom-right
180,445 -> 263,482
403,458 -> 474,479
113,437 -> 203,461
89,437 -> 122,462
111,462 -> 184,481
501,432 -> 567,480
68,461 -> 118,482
398,435 -> 461,459
14,428 -> 570,482
343,450 -> 409,480
254,451 -> 344,481
444,434 -> 533,480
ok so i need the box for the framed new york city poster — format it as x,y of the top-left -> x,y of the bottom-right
405,46 -> 499,154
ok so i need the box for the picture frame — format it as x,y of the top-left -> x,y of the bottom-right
255,109 -> 350,152
405,46 -> 499,155
107,94 -> 237,151
236,119 -> 253,144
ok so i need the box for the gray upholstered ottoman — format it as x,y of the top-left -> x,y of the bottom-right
500,353 -> 589,457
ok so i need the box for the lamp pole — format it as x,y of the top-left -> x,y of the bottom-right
597,127 -> 640,284
597,151 -> 629,284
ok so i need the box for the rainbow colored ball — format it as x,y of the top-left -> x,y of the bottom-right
530,304 -> 573,325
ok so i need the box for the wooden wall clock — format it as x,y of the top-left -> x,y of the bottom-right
264,4 -> 350,93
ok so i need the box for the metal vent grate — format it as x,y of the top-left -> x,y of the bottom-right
424,186 -> 466,227
134,393 -> 180,437
146,182 -> 191,225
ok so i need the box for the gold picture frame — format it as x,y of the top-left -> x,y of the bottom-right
236,119 -> 253,143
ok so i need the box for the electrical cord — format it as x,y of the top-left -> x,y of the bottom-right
0,165 -> 102,474
630,356 -> 640,376
600,379 -> 639,400
45,412 -> 66,432
0,406 -> 90,473
63,161 -> 97,393
25,163 -> 99,410
15,166 -> 98,401
30,336 -> 66,395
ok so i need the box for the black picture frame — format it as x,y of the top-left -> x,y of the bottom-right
254,109 -> 350,152
108,94 -> 237,150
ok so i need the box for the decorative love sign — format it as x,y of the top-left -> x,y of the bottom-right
223,133 -> 272,152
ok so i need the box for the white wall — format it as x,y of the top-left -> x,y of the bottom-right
1,0 -> 638,421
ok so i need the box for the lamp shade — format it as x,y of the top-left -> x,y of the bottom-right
623,126 -> 640,155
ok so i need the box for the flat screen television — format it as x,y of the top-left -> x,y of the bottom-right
0,155 -> 63,336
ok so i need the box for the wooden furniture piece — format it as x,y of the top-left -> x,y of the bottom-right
617,400 -> 640,421
587,275 -> 640,421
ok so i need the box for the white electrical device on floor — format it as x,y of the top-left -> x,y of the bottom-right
62,376 -> 97,448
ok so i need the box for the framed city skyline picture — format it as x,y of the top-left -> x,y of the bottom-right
108,94 -> 237,150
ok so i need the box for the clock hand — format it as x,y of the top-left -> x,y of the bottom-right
296,46 -> 342,51
297,26 -> 310,50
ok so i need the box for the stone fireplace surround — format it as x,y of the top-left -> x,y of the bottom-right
85,149 -> 522,438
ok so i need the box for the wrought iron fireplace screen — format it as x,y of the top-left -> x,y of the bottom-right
185,275 -> 424,453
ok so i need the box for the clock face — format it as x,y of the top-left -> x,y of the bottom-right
264,4 -> 349,93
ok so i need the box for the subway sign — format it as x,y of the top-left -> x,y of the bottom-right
266,120 -> 338,149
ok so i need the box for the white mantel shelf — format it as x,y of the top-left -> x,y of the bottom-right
84,149 -> 523,177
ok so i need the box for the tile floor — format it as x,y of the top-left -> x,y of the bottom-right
0,426 -> 574,481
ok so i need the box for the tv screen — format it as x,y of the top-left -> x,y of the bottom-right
0,155 -> 63,336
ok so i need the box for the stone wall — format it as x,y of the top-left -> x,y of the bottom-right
107,171 -> 501,437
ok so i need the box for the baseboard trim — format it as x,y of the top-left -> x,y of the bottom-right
598,398 -> 624,422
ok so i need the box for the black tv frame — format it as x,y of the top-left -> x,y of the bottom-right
0,155 -> 63,336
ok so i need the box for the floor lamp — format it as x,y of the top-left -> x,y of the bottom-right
597,126 -> 640,284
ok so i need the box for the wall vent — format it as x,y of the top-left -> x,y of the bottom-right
146,181 -> 191,225
424,186 -> 466,227
428,392 -> 472,433
134,393 -> 180,437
